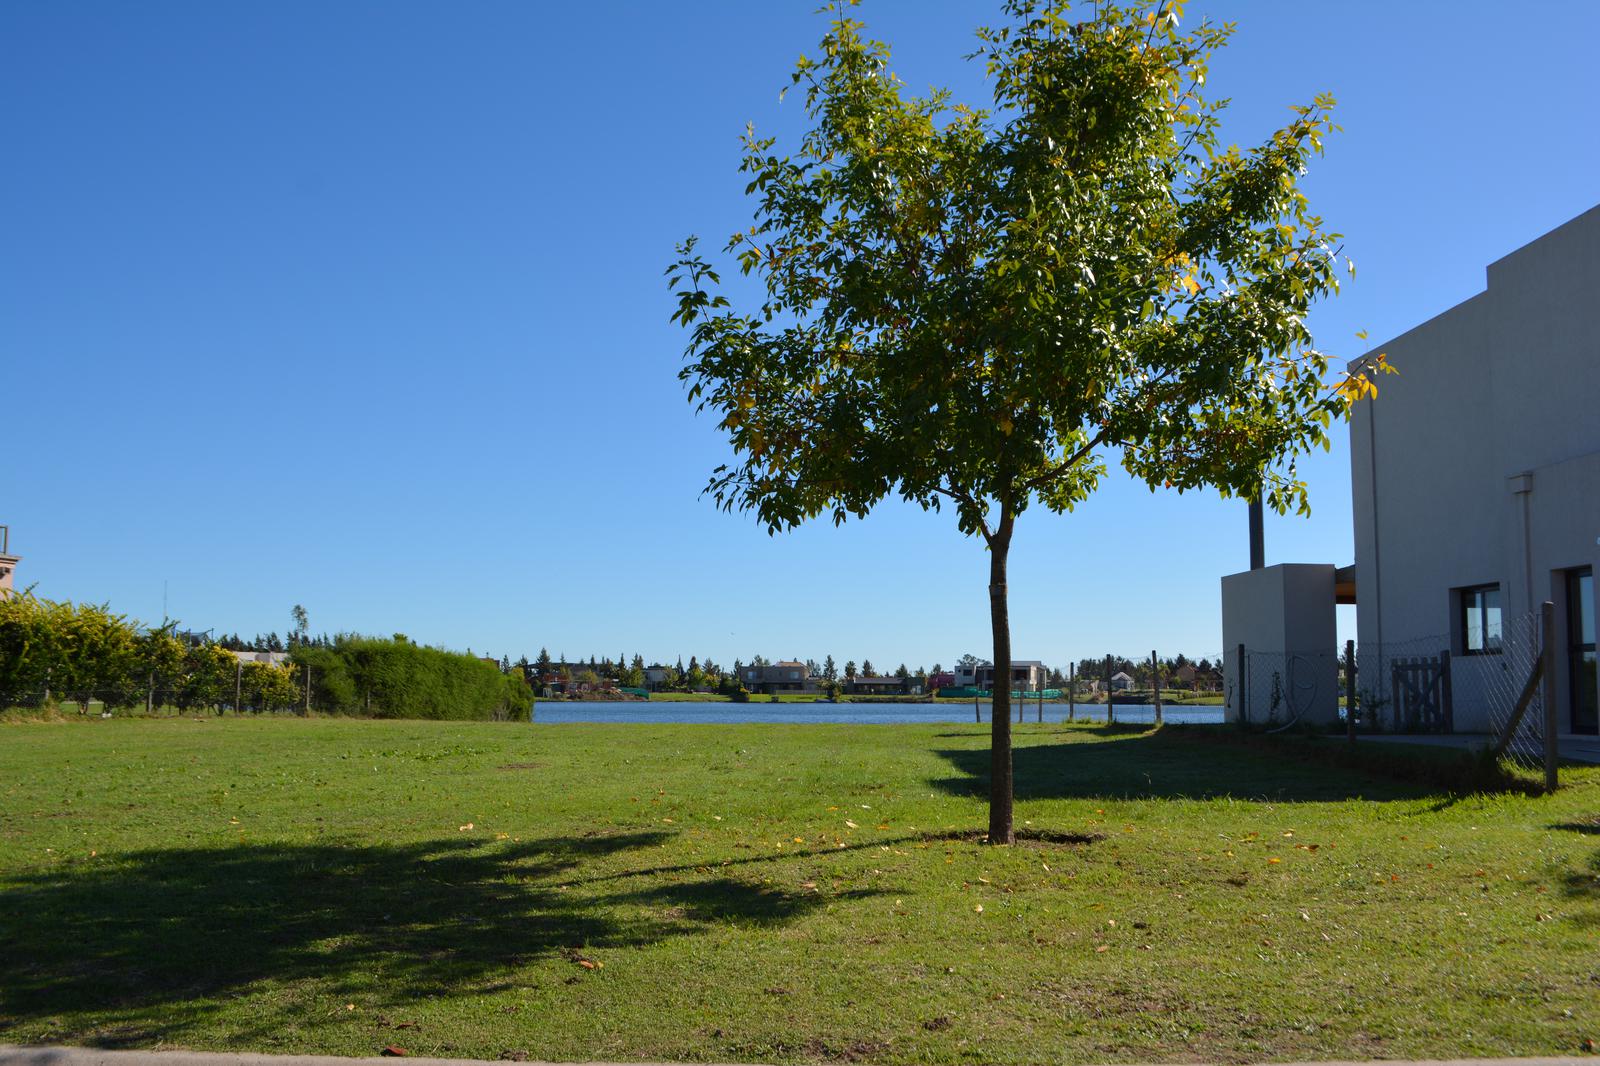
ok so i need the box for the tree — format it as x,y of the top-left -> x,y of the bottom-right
137,626 -> 187,710
669,0 -> 1383,842
822,654 -> 838,681
861,658 -> 875,678
844,660 -> 857,681
535,647 -> 553,676
956,654 -> 991,676
290,604 -> 309,646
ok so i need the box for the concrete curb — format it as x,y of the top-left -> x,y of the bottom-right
2,1048 -> 1596,1066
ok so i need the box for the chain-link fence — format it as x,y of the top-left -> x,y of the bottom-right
1229,648 -> 1341,730
4,686 -> 310,717
1225,611 -> 1553,777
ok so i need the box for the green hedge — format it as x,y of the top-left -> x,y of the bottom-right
293,639 -> 531,721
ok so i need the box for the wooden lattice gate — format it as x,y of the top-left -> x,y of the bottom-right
1390,652 -> 1454,733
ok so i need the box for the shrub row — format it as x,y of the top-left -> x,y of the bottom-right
0,593 -> 531,721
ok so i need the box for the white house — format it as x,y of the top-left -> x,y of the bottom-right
1219,205 -> 1598,740
233,650 -> 291,668
1348,204 -> 1598,737
1108,671 -> 1135,692
976,659 -> 1047,692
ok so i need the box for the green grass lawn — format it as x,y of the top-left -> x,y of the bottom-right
1,717 -> 1596,1064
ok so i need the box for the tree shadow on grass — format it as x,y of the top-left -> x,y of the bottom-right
0,830 -> 871,1040
1553,818 -> 1600,923
929,727 -> 1440,802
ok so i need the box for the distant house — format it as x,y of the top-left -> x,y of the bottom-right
643,666 -> 670,690
976,660 -> 1047,692
0,525 -> 19,598
1108,671 -> 1135,692
846,675 -> 902,696
233,650 -> 291,668
1173,664 -> 1220,691
742,661 -> 814,693
928,671 -> 957,690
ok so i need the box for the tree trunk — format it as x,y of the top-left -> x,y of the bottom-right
988,515 -> 1015,845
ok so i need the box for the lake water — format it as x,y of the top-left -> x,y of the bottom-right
531,700 -> 1223,726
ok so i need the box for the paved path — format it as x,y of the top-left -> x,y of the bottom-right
3,1046 -> 1596,1066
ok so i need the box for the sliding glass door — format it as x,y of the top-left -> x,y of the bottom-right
1570,568 -> 1596,735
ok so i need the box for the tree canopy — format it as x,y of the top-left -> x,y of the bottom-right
668,0 -> 1386,841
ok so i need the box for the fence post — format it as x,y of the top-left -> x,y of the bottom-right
1236,642 -> 1247,725
1068,664 -> 1075,722
974,696 -> 980,724
1152,650 -> 1162,726
1345,639 -> 1357,743
1439,648 -> 1453,733
304,665 -> 312,717
1541,600 -> 1559,792
147,672 -> 154,716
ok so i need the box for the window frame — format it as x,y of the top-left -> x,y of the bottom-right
1456,583 -> 1503,656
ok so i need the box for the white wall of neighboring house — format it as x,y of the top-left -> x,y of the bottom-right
1349,204 -> 1600,734
233,650 -> 291,667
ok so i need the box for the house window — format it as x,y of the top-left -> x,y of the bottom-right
1457,584 -> 1502,655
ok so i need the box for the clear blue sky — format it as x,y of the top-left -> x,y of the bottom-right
4,1 -> 1597,670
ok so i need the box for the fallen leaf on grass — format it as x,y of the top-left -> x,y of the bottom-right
845,820 -> 859,829
458,823 -> 474,831
381,1047 -> 407,1058
973,904 -> 984,913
